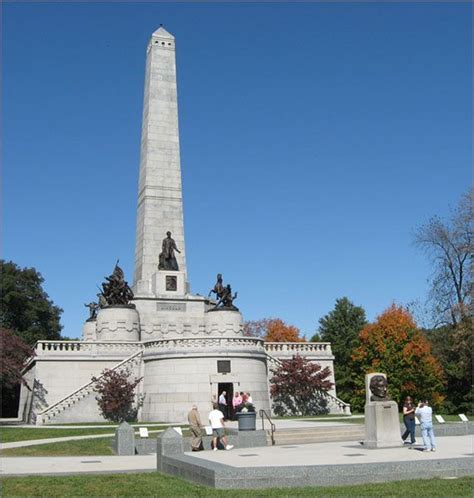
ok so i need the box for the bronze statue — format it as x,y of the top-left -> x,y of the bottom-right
369,375 -> 390,402
98,262 -> 134,306
209,274 -> 239,311
84,301 -> 99,320
158,231 -> 181,271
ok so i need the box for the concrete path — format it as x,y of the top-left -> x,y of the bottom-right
226,418 -> 358,430
0,455 -> 156,476
189,435 -> 473,468
1,430 -> 166,450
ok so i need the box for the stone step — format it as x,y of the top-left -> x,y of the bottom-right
266,425 -> 365,445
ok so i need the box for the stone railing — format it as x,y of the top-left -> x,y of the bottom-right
34,341 -> 143,356
264,342 -> 333,357
143,336 -> 265,354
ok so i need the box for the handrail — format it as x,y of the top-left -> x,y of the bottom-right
38,350 -> 143,417
259,409 -> 276,446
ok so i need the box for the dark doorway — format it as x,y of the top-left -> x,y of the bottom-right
218,383 -> 233,420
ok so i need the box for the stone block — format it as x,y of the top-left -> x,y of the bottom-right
115,422 -> 136,456
364,401 -> 403,448
157,427 -> 184,471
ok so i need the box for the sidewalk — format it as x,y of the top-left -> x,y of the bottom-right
1,436 -> 471,477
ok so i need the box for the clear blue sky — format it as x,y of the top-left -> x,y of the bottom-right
3,2 -> 471,339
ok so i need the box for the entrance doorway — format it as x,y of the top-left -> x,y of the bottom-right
218,382 -> 233,420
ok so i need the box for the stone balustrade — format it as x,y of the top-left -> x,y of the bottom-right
143,336 -> 265,355
35,341 -> 143,356
264,342 -> 333,357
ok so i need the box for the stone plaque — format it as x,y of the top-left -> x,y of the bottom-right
166,275 -> 177,291
217,360 -> 231,373
156,302 -> 186,312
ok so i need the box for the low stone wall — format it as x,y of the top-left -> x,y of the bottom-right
118,428 -> 268,455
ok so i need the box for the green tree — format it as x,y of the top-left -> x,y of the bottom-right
0,260 -> 63,345
424,318 -> 473,414
351,305 -> 445,412
312,297 -> 367,403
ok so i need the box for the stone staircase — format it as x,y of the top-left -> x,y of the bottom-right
36,351 -> 143,425
268,424 -> 365,446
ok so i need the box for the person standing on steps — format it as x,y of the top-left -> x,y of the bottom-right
218,390 -> 228,420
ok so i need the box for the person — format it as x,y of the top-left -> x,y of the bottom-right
208,403 -> 233,451
232,392 -> 243,414
218,391 -> 227,420
187,405 -> 203,452
246,392 -> 253,404
415,399 -> 436,452
401,396 -> 416,445
241,392 -> 248,404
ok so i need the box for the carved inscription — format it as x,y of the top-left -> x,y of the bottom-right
156,302 -> 186,312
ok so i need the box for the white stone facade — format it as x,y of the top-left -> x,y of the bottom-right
18,27 -> 349,425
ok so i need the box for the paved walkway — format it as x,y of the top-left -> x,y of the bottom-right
189,435 -> 473,468
1,435 -> 471,477
1,430 -> 165,450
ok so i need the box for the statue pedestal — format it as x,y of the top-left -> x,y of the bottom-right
82,319 -> 97,341
96,306 -> 140,342
364,401 -> 403,448
152,271 -> 186,297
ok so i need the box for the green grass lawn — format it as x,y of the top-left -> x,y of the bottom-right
0,425 -> 184,443
0,437 -> 115,457
1,473 -> 472,497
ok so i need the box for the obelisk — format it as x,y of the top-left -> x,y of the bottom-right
133,26 -> 187,296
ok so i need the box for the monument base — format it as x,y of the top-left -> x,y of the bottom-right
364,401 -> 403,448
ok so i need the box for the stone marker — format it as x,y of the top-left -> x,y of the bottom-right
115,421 -> 135,455
364,373 -> 403,448
157,427 -> 184,472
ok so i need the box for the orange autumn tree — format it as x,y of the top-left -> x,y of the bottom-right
350,305 -> 445,412
244,318 -> 305,342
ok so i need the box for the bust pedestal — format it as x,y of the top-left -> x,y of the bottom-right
364,400 -> 403,448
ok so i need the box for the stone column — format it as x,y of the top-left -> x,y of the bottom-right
133,26 -> 187,295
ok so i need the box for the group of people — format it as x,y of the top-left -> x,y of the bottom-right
218,391 -> 253,420
401,396 -> 436,452
187,404 -> 234,452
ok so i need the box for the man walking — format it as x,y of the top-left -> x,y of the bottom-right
415,399 -> 436,452
187,405 -> 203,452
208,403 -> 233,451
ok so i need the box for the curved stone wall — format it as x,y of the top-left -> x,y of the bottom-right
96,307 -> 141,342
141,337 -> 270,422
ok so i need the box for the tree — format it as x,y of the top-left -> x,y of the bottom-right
0,328 -> 33,417
244,318 -> 305,342
424,319 -> 473,414
0,328 -> 33,389
350,305 -> 445,412
413,192 -> 472,327
92,369 -> 143,423
312,297 -> 367,402
0,260 -> 63,345
270,354 -> 333,416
